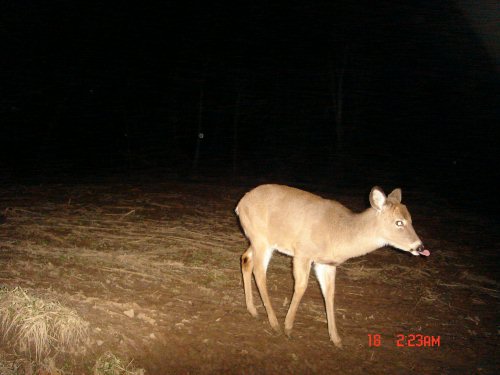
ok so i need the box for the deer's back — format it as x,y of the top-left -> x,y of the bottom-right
237,184 -> 351,252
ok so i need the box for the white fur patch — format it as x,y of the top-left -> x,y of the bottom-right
314,263 -> 336,296
410,240 -> 422,249
263,247 -> 275,271
377,238 -> 388,248
274,245 -> 293,257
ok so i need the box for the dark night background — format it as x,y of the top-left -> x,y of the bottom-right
1,1 -> 498,212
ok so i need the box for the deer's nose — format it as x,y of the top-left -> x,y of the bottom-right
416,244 -> 430,257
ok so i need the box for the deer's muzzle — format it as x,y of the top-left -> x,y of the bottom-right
415,244 -> 430,257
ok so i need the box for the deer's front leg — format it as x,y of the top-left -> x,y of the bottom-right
284,257 -> 312,337
315,263 -> 342,348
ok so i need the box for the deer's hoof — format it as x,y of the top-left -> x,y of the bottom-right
269,319 -> 281,334
271,324 -> 282,334
247,307 -> 258,318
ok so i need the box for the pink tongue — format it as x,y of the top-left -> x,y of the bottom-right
420,249 -> 430,257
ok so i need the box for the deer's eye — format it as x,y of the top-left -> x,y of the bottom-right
396,220 -> 404,227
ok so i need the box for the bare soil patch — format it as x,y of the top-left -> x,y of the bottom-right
0,181 -> 498,374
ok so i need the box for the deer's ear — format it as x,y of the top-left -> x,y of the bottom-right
388,188 -> 402,203
369,186 -> 386,211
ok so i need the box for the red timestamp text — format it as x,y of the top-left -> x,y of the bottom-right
368,334 -> 441,347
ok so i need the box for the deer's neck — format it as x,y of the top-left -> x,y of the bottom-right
334,208 -> 385,261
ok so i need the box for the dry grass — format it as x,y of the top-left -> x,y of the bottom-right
0,287 -> 89,362
93,352 -> 145,375
0,358 -> 18,375
343,261 -> 433,284
343,264 -> 385,281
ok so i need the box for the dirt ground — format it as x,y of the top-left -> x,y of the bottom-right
0,181 -> 498,374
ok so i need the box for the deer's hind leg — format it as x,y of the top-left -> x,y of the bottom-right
250,243 -> 280,332
241,246 -> 258,317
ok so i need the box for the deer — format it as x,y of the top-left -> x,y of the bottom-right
235,184 -> 429,348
